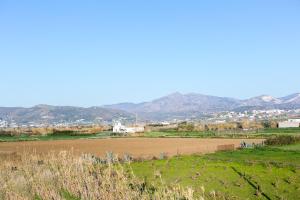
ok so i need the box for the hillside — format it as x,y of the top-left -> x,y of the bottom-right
0,105 -> 133,124
106,92 -> 300,120
1,92 -> 300,123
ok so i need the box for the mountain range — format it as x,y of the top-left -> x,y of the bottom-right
1,92 -> 300,124
105,92 -> 300,120
0,105 -> 133,124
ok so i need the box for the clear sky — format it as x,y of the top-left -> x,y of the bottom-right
0,0 -> 299,107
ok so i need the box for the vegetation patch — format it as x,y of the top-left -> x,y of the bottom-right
131,147 -> 300,200
265,135 -> 300,146
0,151 -> 197,200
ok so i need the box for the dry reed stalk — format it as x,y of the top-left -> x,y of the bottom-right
0,151 -> 200,200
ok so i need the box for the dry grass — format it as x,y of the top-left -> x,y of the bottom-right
0,125 -> 109,137
0,151 -> 199,200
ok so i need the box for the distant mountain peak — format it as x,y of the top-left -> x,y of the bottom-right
34,104 -> 53,108
281,93 -> 300,104
259,95 -> 280,102
2,92 -> 300,123
107,92 -> 241,116
165,92 -> 183,97
241,95 -> 282,106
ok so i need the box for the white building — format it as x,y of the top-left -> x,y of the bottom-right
278,118 -> 300,128
0,119 -> 8,128
113,122 -> 144,134
288,118 -> 300,123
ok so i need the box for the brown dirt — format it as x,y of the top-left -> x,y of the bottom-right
0,138 -> 264,158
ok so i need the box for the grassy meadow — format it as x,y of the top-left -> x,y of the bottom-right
1,127 -> 300,142
0,132 -> 112,142
276,143 -> 300,151
143,127 -> 300,138
0,151 -> 196,200
130,146 -> 300,200
1,145 -> 299,200
1,129 -> 300,199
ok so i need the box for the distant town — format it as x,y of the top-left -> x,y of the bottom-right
1,92 -> 300,131
1,108 -> 300,130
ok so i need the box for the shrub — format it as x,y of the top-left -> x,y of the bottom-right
123,153 -> 133,163
265,135 -> 300,146
52,129 -> 77,136
178,122 -> 195,132
0,130 -> 13,136
159,152 -> 168,160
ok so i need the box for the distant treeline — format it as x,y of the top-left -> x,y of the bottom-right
265,135 -> 300,146
146,120 -> 278,132
0,125 -> 110,137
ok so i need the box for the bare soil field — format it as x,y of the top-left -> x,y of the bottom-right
0,138 -> 264,158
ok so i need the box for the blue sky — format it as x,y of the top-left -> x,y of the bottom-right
0,0 -> 299,107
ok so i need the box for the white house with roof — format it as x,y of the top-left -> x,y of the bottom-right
113,122 -> 144,134
0,119 -> 8,128
278,118 -> 300,128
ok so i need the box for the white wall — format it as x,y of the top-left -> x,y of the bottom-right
288,119 -> 300,123
278,121 -> 300,128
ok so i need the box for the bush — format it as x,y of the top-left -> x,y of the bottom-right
0,130 -> 13,137
51,129 -> 92,136
178,122 -> 194,132
52,129 -> 76,135
265,135 -> 300,146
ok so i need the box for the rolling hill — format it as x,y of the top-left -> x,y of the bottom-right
1,92 -> 300,123
0,105 -> 134,124
106,92 -> 300,120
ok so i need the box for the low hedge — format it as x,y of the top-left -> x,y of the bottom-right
265,135 -> 300,146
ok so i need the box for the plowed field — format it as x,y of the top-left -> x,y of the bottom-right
0,138 -> 264,158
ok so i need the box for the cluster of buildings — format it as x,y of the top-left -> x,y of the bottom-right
208,109 -> 300,123
1,108 -> 300,131
0,118 -> 111,129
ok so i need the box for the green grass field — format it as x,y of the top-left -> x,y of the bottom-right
143,128 -> 300,139
1,127 -> 300,142
0,132 -> 112,142
1,129 -> 300,199
130,146 -> 300,200
276,143 -> 300,151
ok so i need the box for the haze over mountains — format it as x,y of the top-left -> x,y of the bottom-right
1,92 -> 300,124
